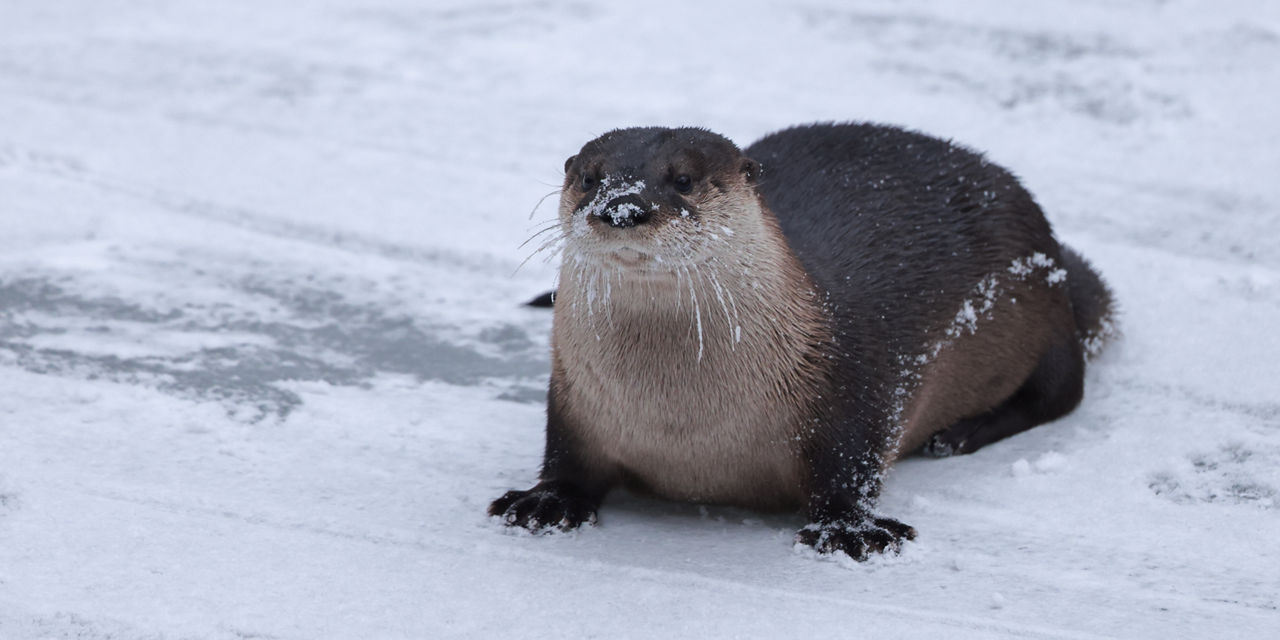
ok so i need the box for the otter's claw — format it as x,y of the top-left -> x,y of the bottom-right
488,483 -> 598,533
796,517 -> 917,560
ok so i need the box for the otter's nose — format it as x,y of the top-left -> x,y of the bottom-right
596,194 -> 652,228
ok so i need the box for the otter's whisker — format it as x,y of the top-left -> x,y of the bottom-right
513,232 -> 566,275
518,221 -> 564,249
679,264 -> 705,363
704,268 -> 737,349
711,255 -> 742,322
673,261 -> 687,313
528,188 -> 563,221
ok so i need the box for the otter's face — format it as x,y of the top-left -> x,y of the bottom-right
558,127 -> 759,271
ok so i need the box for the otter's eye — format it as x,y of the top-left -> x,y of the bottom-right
673,174 -> 693,194
580,175 -> 597,191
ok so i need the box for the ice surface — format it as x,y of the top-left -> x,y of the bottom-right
2,1 -> 1279,638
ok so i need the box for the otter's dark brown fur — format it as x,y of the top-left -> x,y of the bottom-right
490,123 -> 1115,560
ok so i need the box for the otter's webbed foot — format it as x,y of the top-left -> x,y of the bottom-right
795,517 -> 917,560
488,480 -> 599,533
921,433 -> 959,457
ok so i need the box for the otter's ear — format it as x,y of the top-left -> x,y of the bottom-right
739,158 -> 758,183
564,154 -> 577,174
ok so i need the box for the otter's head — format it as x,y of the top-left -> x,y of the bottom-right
558,127 -> 761,271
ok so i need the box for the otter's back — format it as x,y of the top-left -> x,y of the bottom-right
745,123 -> 1062,340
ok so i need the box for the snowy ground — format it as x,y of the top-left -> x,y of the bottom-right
2,0 -> 1278,637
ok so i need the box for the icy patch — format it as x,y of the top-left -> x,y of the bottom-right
21,325 -> 276,360
1148,442 -> 1277,509
0,273 -> 547,421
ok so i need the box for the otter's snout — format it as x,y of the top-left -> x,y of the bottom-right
596,194 -> 652,228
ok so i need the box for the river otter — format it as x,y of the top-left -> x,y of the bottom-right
490,123 -> 1114,559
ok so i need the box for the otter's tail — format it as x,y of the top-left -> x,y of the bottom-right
1061,246 -> 1117,359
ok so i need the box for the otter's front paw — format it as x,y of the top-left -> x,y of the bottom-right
488,482 -> 598,533
795,517 -> 917,560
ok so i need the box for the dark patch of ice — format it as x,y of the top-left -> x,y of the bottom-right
0,276 -> 547,421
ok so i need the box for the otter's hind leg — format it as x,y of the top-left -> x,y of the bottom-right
923,335 -> 1085,457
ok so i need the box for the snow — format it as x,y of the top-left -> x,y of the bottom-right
580,177 -> 649,227
1,0 -> 1279,638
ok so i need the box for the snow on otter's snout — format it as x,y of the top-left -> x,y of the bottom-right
580,177 -> 649,227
